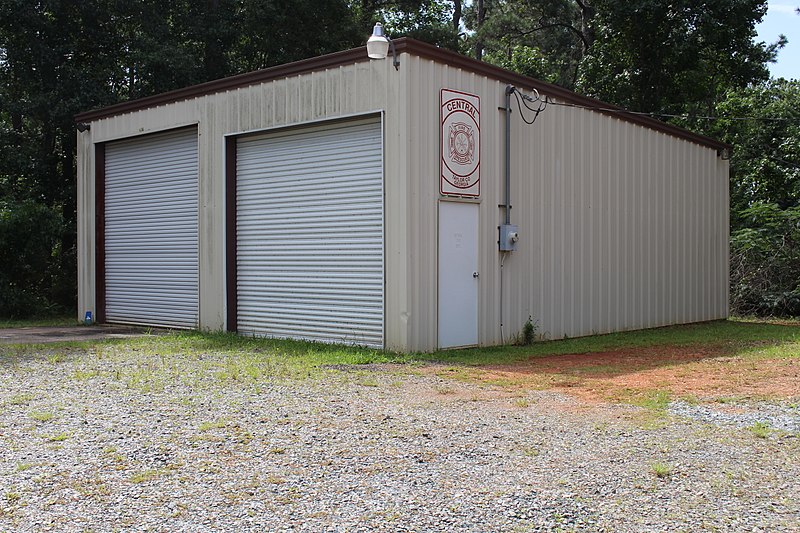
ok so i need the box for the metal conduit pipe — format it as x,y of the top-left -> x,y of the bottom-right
504,84 -> 514,225
499,85 -> 518,253
500,85 -> 516,343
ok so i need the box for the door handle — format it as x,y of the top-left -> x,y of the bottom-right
473,271 -> 479,278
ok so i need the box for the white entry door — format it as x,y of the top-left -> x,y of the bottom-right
438,202 -> 479,348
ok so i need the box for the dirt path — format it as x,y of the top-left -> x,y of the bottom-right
431,343 -> 800,404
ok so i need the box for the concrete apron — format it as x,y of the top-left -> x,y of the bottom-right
0,325 -> 165,344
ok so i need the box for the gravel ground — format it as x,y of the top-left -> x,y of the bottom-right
0,346 -> 798,532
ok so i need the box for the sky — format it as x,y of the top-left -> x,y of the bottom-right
755,1 -> 800,80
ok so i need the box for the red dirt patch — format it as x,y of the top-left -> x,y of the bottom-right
455,344 -> 800,404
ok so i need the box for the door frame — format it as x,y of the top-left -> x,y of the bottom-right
224,112 -> 385,344
437,198 -> 481,348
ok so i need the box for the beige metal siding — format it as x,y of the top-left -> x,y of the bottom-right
402,55 -> 729,349
76,50 -> 729,352
77,60 -> 411,349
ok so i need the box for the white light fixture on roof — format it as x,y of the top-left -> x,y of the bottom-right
366,22 -> 399,70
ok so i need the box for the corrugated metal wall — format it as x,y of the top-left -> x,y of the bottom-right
77,59 -> 411,349
77,51 -> 729,352
104,129 -> 199,327
235,118 -> 384,346
402,55 -> 729,350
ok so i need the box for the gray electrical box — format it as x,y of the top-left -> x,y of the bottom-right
499,224 -> 519,251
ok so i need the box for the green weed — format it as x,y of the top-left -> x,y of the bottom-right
29,410 -> 55,422
46,352 -> 66,364
46,432 -> 70,442
651,462 -> 672,478
129,469 -> 166,484
748,421 -> 772,438
7,393 -> 34,406
634,390 -> 672,411
198,419 -> 227,432
73,368 -> 99,380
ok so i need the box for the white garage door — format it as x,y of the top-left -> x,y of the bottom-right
236,118 -> 384,347
104,128 -> 199,328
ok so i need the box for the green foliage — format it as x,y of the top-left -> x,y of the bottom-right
701,80 -> 800,317
371,0 -> 461,50
467,0 -> 592,86
577,0 -> 778,115
0,201 -> 68,317
483,42 -> 564,85
747,420 -> 771,438
651,462 -> 672,478
521,316 -> 536,345
707,79 -> 800,217
730,203 -> 800,317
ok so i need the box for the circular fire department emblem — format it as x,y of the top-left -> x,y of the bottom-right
448,123 -> 475,166
441,90 -> 480,197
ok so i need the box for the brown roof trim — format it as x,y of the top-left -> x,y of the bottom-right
76,38 -> 728,151
74,46 -> 371,122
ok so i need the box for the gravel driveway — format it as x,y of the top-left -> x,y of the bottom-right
0,342 -> 798,532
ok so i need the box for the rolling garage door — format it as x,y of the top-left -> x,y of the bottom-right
236,118 -> 384,347
104,128 -> 199,328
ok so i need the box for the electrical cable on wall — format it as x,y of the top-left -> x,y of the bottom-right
541,98 -> 799,123
511,87 -> 548,125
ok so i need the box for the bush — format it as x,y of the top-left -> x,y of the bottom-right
0,200 -> 67,317
730,202 -> 800,317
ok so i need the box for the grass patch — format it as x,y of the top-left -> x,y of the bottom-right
748,421 -> 772,438
46,432 -> 70,442
198,419 -> 227,432
0,315 -> 77,328
416,319 -> 800,366
0,319 -> 797,403
28,410 -> 55,422
72,368 -> 99,380
513,397 -> 532,408
129,469 -> 167,484
7,393 -> 35,406
651,462 -> 672,478
633,390 -> 672,411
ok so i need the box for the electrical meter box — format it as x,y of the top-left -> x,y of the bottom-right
498,224 -> 519,251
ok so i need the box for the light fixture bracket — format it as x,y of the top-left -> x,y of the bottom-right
366,22 -> 399,70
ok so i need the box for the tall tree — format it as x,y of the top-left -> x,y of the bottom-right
576,0 -> 782,116
706,79 -> 800,220
353,0 -> 461,51
465,0 -> 594,87
0,0 -> 364,316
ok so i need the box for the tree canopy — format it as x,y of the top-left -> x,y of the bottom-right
0,0 -> 797,317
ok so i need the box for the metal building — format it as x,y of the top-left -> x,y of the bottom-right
75,38 -> 730,352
